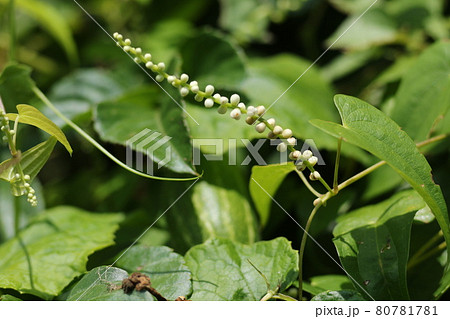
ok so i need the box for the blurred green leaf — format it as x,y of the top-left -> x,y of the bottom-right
67,266 -> 154,301
0,206 -> 123,299
2,0 -> 78,64
333,190 -> 426,300
0,64 -> 36,111
311,95 -> 450,267
180,30 -> 246,90
329,0 -> 379,14
7,105 -> 72,154
362,165 -> 404,201
0,294 -> 22,301
249,162 -> 295,227
390,41 -> 450,141
95,86 -> 197,175
326,8 -> 397,51
185,237 -> 298,300
165,159 -> 258,252
309,275 -> 354,293
116,245 -> 191,300
311,290 -> 365,301
46,69 -> 123,127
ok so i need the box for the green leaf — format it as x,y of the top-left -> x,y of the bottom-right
67,266 -> 154,301
249,162 -> 296,227
46,69 -> 123,127
413,206 -> 435,224
329,0 -> 378,14
180,30 -> 246,90
311,94 -> 450,268
325,9 -> 397,51
95,86 -> 197,175
185,237 -> 298,301
309,275 -> 354,293
311,290 -> 365,301
7,105 -> 72,155
6,0 -> 78,64
0,294 -> 22,301
0,64 -> 36,111
116,245 -> 191,300
0,206 -> 123,299
362,165 -> 404,201
390,41 -> 450,141
0,137 -> 57,185
164,159 -> 258,252
333,190 -> 427,300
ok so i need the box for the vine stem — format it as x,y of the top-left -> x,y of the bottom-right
298,201 -> 323,301
333,138 -> 342,192
408,230 -> 444,270
9,0 -> 16,62
14,196 -> 20,235
295,169 -> 322,198
32,87 -> 201,182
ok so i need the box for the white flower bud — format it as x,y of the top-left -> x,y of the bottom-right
217,106 -> 227,114
124,39 -> 131,45
28,193 -> 33,199
151,65 -> 159,72
167,75 -> 176,83
247,106 -> 257,116
272,125 -> 283,135
230,108 -> 241,120
191,85 -> 199,93
180,87 -> 189,97
286,137 -> 296,146
145,61 -> 154,69
268,131 -> 276,139
180,74 -> 189,83
204,98 -> 214,108
230,94 -> 240,106
220,97 -> 229,105
308,156 -> 318,166
123,46 -> 131,52
144,53 -> 152,60
157,62 -> 166,71
24,183 -> 30,188
313,198 -> 322,206
289,150 -> 301,160
113,32 -> 119,39
302,150 -> 313,160
190,81 -> 198,86
133,57 -> 140,63
281,129 -> 293,139
296,161 -> 306,171
277,142 -> 287,152
24,175 -> 31,181
257,105 -> 266,116
267,118 -> 276,126
213,93 -> 221,100
15,173 -> 20,179
309,171 -> 321,180
9,130 -> 15,135
246,117 -> 256,125
255,122 -> 266,133
155,74 -> 164,82
194,94 -> 204,102
205,85 -> 215,95
237,102 -> 246,111
135,48 -> 142,54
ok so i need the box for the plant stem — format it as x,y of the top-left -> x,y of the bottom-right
416,134 -> 447,148
260,291 -> 274,301
337,160 -> 386,192
408,230 -> 444,270
272,293 -> 298,301
295,169 -> 322,198
9,0 -> 16,62
14,195 -> 20,235
333,138 -> 342,192
298,202 -> 322,300
32,87 -> 200,182
408,241 -> 446,270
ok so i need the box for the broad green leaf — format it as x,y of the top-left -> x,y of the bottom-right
390,42 -> 450,141
362,165 -> 404,201
309,275 -> 354,293
116,245 -> 191,300
219,0 -> 305,43
0,294 -> 22,301
249,162 -> 296,227
0,181 -> 45,243
242,54 -> 372,164
95,86 -> 197,175
0,0 -> 78,64
67,266 -> 154,301
329,0 -> 379,14
7,105 -> 72,155
0,64 -> 36,111
333,190 -> 427,300
0,137 -> 57,184
326,8 -> 397,51
185,237 -> 298,301
46,69 -> 123,127
164,159 -> 258,252
311,290 -> 365,301
0,206 -> 123,299
311,94 -> 450,267
180,30 -> 246,90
